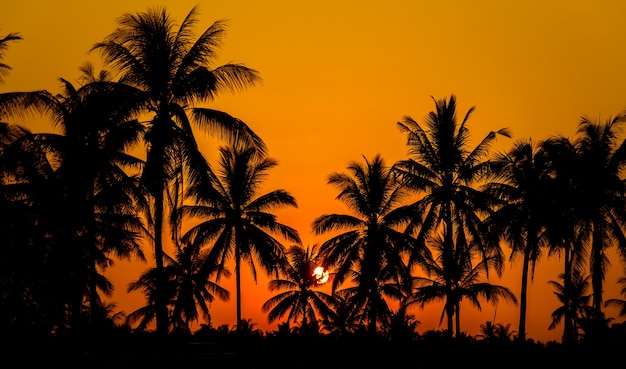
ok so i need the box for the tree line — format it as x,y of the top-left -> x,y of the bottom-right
1,6 -> 626,349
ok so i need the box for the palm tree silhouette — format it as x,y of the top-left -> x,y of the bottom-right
262,244 -> 337,332
536,135 -> 584,345
548,271 -> 595,343
0,68 -> 146,331
91,5 -> 264,335
313,154 -> 421,336
179,145 -> 300,333
406,234 -> 517,337
484,139 -> 551,342
126,240 -> 230,334
570,115 -> 626,315
392,95 -> 511,337
0,31 -> 21,84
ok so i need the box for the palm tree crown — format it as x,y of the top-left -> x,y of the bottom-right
180,145 -> 301,333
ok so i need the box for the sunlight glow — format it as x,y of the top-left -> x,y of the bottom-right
312,266 -> 329,284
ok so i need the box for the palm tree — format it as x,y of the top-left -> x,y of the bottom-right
570,115 -> 626,315
262,244 -> 337,332
0,31 -> 21,84
179,145 -> 300,333
406,234 -> 517,337
126,240 -> 230,334
392,94 -> 511,337
0,71 -> 147,331
312,154 -> 422,336
91,5 -> 265,334
483,139 -> 551,342
548,271 -> 595,342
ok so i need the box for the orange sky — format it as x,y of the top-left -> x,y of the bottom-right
3,0 -> 626,342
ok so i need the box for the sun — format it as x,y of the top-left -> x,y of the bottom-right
312,266 -> 329,284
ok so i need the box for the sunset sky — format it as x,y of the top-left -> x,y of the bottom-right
3,0 -> 626,342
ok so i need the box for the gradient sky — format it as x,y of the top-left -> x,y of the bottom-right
3,0 -> 626,342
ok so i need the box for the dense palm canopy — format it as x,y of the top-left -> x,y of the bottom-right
0,72 -> 147,331
90,5 -> 265,334
179,145 -> 300,333
312,154 -> 422,336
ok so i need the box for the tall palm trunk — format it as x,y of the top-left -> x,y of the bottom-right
562,245 -> 575,345
153,185 -> 168,336
235,245 -> 242,334
591,223 -> 604,313
517,245 -> 531,342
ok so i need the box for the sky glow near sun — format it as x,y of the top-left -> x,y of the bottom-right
2,0 -> 626,342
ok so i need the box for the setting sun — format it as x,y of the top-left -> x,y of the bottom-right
312,266 -> 329,285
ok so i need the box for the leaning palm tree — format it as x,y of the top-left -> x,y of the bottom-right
0,31 -> 21,85
312,154 -> 423,336
392,95 -> 511,337
483,139 -> 551,342
406,234 -> 517,337
91,5 -> 264,334
262,244 -> 337,332
179,145 -> 300,333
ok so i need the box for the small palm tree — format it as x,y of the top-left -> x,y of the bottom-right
406,235 -> 518,337
179,145 -> 301,333
262,244 -> 337,332
313,154 -> 422,336
126,241 -> 230,334
548,271 -> 595,343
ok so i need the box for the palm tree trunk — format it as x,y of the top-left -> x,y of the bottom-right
591,226 -> 604,313
562,246 -> 575,345
517,245 -> 531,342
235,246 -> 242,334
455,302 -> 461,338
154,188 -> 169,336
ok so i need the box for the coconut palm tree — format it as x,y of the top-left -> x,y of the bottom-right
126,240 -> 230,334
392,94 -> 511,337
548,271 -> 595,342
312,154 -> 422,336
570,115 -> 626,315
406,234 -> 517,337
483,139 -> 551,342
0,31 -> 21,84
0,72 -> 147,331
0,69 -> 143,324
262,244 -> 337,332
179,145 -> 300,333
91,5 -> 264,334
535,135 -> 585,345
